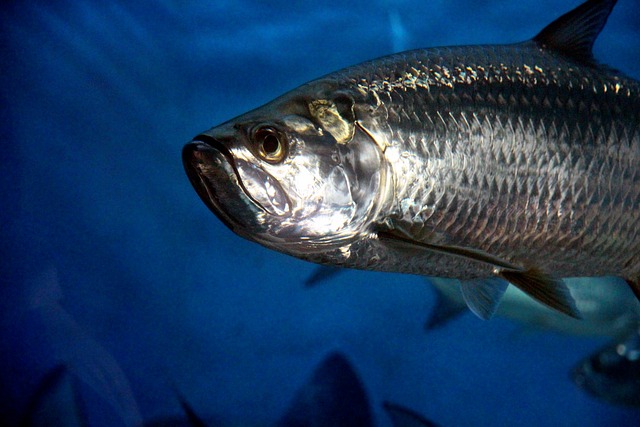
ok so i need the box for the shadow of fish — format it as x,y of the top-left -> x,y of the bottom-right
183,0 -> 639,320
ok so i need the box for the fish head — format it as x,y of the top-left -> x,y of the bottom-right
183,80 -> 387,255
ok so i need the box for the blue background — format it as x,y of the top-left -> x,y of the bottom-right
2,0 -> 640,425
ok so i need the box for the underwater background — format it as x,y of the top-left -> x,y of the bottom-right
2,0 -> 640,426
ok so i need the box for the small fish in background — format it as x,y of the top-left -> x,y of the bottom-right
148,352 -> 438,427
426,276 -> 640,408
303,265 -> 343,287
144,387 -> 212,427
277,352 -> 373,427
183,0 -> 639,321
20,365 -> 85,427
572,327 -> 640,407
4,267 -> 142,427
426,277 -> 640,337
303,270 -> 640,408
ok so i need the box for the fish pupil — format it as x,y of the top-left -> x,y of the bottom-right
262,133 -> 280,155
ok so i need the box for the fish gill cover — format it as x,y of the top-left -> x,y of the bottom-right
1,1 -> 640,426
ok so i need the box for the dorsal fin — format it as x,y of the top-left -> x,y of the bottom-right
533,0 -> 617,64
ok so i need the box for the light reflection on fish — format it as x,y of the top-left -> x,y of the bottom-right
183,0 -> 639,319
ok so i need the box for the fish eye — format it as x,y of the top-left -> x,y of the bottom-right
253,126 -> 287,163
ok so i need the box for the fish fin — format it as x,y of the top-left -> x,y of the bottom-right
376,229 -> 520,270
304,265 -> 343,287
377,228 -> 581,319
424,279 -> 468,330
624,277 -> 640,301
383,401 -> 440,427
278,352 -> 373,427
175,391 -> 209,427
498,269 -> 581,319
22,364 -> 87,427
533,0 -> 617,65
459,279 -> 508,320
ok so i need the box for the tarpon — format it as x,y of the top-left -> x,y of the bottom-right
183,0 -> 640,319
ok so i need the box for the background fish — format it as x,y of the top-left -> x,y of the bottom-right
183,0 -> 640,320
427,276 -> 640,408
572,327 -> 640,407
277,352 -> 374,427
144,352 -> 439,427
6,267 -> 142,427
427,276 -> 640,337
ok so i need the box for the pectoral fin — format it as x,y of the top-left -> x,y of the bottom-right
377,229 -> 581,319
459,278 -> 508,320
304,265 -> 342,287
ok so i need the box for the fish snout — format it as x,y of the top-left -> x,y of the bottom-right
182,136 -> 250,233
183,133 -> 235,168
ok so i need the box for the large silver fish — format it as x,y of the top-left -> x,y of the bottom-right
183,0 -> 640,319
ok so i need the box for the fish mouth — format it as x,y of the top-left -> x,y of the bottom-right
182,135 -> 261,236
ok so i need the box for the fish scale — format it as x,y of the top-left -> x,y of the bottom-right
183,0 -> 640,319
342,42 -> 640,278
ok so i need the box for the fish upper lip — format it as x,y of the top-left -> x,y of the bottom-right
182,138 -> 244,233
191,133 -> 236,167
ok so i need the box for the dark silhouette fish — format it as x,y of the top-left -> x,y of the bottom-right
572,327 -> 640,407
278,352 -> 374,427
183,0 -> 639,320
425,276 -> 640,334
144,352 -> 438,427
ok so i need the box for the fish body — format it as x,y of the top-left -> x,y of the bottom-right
183,0 -> 640,318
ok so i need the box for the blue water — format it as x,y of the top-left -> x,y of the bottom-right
2,0 -> 640,426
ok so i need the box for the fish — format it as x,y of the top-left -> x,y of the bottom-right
149,352 -> 438,427
20,365 -> 86,427
427,275 -> 640,407
426,276 -> 640,336
572,327 -> 640,407
10,267 -> 143,427
182,0 -> 640,320
277,352 -> 374,427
